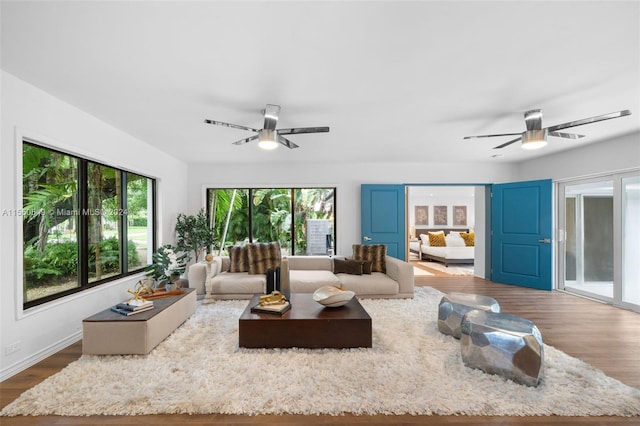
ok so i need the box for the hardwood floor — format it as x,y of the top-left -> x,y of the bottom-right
1,276 -> 639,425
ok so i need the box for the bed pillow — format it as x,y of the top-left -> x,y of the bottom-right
445,234 -> 466,247
227,245 -> 249,272
428,231 -> 446,247
247,242 -> 282,275
419,234 -> 430,246
352,244 -> 386,273
460,232 -> 475,247
333,258 -> 363,275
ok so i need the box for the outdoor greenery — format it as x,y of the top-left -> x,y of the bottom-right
22,142 -> 153,304
23,237 -> 140,288
207,188 -> 335,255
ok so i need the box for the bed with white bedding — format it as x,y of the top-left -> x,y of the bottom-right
415,229 -> 474,266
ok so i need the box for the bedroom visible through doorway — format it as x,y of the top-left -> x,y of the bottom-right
407,186 -> 477,277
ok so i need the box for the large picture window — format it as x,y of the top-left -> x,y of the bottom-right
206,187 -> 335,256
22,140 -> 155,308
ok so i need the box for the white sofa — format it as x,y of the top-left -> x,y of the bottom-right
188,255 -> 414,300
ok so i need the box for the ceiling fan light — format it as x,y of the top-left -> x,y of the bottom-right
521,129 -> 547,150
257,129 -> 278,150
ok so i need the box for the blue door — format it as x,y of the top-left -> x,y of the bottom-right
361,184 -> 405,260
491,179 -> 552,290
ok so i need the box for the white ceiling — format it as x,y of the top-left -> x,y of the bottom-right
2,1 -> 639,165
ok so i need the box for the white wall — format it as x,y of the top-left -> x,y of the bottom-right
0,71 -> 188,380
515,132 -> 640,181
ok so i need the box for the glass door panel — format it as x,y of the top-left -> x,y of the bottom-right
563,180 -> 614,300
622,175 -> 640,306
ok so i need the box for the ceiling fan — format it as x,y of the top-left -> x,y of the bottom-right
464,109 -> 631,150
204,104 -> 329,150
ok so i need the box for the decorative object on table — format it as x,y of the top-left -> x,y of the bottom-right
110,303 -> 154,316
460,310 -> 544,387
251,290 -> 291,315
127,279 -> 155,301
312,285 -> 355,307
280,257 -> 290,299
145,244 -> 187,290
265,268 -> 275,293
437,292 -> 500,338
174,208 -> 216,263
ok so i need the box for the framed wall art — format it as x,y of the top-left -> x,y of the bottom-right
414,205 -> 428,225
453,205 -> 467,226
433,205 -> 447,226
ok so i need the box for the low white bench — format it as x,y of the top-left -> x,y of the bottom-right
82,288 -> 196,355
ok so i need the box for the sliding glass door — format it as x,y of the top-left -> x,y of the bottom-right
558,171 -> 639,312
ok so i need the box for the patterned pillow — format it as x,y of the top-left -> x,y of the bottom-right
227,245 -> 249,272
428,232 -> 446,247
352,244 -> 386,273
460,232 -> 475,247
247,242 -> 282,275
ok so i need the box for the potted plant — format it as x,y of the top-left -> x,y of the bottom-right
175,208 -> 216,263
145,244 -> 188,291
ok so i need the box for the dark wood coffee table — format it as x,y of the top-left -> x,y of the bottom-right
239,293 -> 372,349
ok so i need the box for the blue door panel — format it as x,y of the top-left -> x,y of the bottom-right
371,191 -> 399,233
361,184 -> 405,261
502,186 -> 541,234
492,179 -> 552,290
502,244 -> 540,276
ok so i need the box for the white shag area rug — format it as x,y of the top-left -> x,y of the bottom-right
419,261 -> 474,276
2,287 -> 639,417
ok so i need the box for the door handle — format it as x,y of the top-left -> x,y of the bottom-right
363,236 -> 372,241
538,238 -> 551,244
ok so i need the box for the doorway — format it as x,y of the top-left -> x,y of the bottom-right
406,186 -> 480,277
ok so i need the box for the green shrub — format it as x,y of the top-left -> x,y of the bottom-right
24,238 -> 140,287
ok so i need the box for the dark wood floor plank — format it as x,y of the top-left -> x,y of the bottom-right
1,276 -> 639,425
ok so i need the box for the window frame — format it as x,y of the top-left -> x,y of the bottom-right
21,138 -> 157,310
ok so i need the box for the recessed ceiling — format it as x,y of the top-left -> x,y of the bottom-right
2,1 -> 638,164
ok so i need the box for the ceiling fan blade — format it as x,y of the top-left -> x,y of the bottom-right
546,110 -> 631,132
493,136 -> 522,149
277,135 -> 299,149
277,127 -> 330,135
263,104 -> 280,130
231,135 -> 258,146
524,109 -> 543,131
204,119 -> 259,133
463,133 -> 522,140
548,131 -> 585,139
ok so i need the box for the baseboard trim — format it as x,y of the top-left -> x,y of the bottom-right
0,331 -> 82,382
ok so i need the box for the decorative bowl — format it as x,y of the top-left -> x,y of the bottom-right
312,285 -> 355,307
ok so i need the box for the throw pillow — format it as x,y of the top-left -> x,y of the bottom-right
460,232 -> 475,247
362,260 -> 373,274
352,244 -> 386,273
419,234 -> 430,246
428,232 -> 446,247
247,242 -> 282,275
227,245 -> 249,272
333,258 -> 363,275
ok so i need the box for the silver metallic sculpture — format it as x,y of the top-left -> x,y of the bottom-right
460,310 -> 544,387
437,292 -> 500,338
